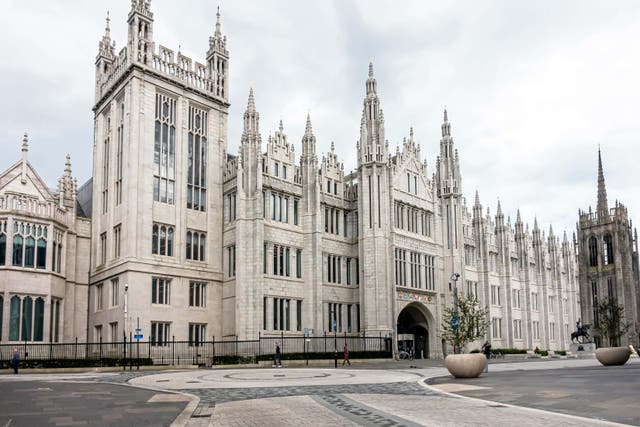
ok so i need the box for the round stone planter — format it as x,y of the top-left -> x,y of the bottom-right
595,346 -> 631,366
444,353 -> 487,378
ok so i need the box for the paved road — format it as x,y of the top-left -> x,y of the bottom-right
0,379 -> 189,427
428,362 -> 640,426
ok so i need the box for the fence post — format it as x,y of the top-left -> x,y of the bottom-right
148,338 -> 151,360
172,335 -> 175,366
211,336 -> 215,366
49,340 -> 53,361
364,331 -> 366,352
129,331 -> 133,371
74,336 -> 78,360
258,331 -> 261,359
324,332 -> 327,353
235,335 -> 238,358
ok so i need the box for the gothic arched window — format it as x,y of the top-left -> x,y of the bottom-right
603,234 -> 614,265
588,236 -> 598,267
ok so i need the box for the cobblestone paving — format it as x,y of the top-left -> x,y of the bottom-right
183,381 -> 438,406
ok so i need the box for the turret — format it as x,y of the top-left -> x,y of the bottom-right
128,0 -> 154,65
358,62 -> 387,165
206,6 -> 229,101
238,88 -> 261,195
58,154 -> 77,210
435,108 -> 461,197
95,12 -> 116,102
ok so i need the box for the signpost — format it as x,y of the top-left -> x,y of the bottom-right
134,326 -> 142,371
333,319 -> 338,368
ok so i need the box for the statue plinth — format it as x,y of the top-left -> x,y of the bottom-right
570,342 -> 596,356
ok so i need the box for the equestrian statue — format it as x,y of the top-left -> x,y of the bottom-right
571,319 -> 591,344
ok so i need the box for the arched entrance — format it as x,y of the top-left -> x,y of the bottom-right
397,303 -> 430,359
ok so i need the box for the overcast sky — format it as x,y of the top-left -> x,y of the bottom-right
1,1 -> 639,237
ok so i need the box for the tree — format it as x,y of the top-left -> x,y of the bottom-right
441,293 -> 489,353
594,297 -> 630,347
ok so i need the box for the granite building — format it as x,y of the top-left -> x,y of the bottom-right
0,135 -> 90,344
577,151 -> 640,347
1,2 -> 582,356
85,2 -> 579,356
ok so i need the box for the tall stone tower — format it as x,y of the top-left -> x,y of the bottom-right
577,150 -> 640,347
357,63 -> 394,336
89,2 -> 230,343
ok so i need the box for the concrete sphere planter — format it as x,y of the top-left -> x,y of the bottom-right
595,346 -> 631,366
445,353 -> 487,378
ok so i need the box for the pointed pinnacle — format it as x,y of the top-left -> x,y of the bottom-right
215,5 -> 222,36
516,209 -> 522,223
65,154 -> 72,174
496,199 -> 503,216
22,132 -> 29,151
305,113 -> 313,136
409,126 -> 414,139
549,224 -> 554,236
247,87 -> 255,111
368,62 -> 374,78
279,119 -> 284,133
331,141 -> 335,151
105,11 -> 111,36
443,107 -> 448,123
533,216 -> 539,230
474,190 -> 481,207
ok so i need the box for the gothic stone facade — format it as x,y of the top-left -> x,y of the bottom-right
577,151 -> 640,347
0,135 -> 90,344
84,2 -> 580,356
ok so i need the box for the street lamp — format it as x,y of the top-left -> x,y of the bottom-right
450,273 -> 460,354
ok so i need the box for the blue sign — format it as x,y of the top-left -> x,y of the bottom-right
450,315 -> 459,331
333,319 -> 337,332
134,328 -> 143,340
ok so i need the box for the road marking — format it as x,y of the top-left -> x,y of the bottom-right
3,419 -> 13,427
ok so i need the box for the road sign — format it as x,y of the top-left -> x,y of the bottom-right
450,315 -> 459,331
134,328 -> 143,340
333,319 -> 337,332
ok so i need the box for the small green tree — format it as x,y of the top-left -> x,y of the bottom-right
594,297 -> 630,347
441,293 -> 489,353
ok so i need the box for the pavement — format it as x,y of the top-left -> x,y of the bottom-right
0,357 -> 638,426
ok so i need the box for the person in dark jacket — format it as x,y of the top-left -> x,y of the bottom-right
11,348 -> 20,374
274,342 -> 282,367
342,343 -> 351,366
481,342 -> 491,373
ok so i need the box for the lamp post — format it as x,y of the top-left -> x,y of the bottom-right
451,273 -> 460,354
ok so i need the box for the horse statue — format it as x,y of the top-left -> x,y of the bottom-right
571,320 -> 591,343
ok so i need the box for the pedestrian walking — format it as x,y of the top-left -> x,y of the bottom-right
342,343 -> 351,366
11,348 -> 20,374
274,342 -> 282,367
481,341 -> 491,373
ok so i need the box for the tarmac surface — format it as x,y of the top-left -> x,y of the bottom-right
0,357 -> 638,426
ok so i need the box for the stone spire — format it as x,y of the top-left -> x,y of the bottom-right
473,190 -> 483,219
215,6 -> 222,38
441,108 -> 451,137
358,62 -> 386,165
21,132 -> 29,184
302,113 -> 316,159
366,62 -> 376,95
596,147 -> 609,221
241,87 -> 260,143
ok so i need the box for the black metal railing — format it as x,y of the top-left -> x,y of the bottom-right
0,333 -> 391,368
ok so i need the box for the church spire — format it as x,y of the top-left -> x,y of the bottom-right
597,147 -> 609,221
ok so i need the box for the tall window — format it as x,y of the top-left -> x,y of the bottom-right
296,249 -> 302,278
491,285 -> 501,306
111,278 -> 119,307
95,283 -> 104,311
187,106 -> 207,211
153,93 -> 176,204
226,192 -> 236,222
115,102 -> 124,205
52,229 -> 62,273
271,244 -> 292,277
294,199 -> 299,225
152,277 -> 171,305
151,321 -> 171,346
186,230 -> 206,261
12,222 -> 47,269
227,245 -> 236,277
189,323 -> 206,347
152,223 -> 174,257
102,116 -> 110,214
100,232 -> 107,265
603,234 -> 614,265
113,224 -> 121,259
110,322 -> 118,343
8,295 -> 44,342
591,280 -> 599,326
189,282 -> 207,307
588,236 -> 598,267
0,220 -> 6,266
492,317 -> 502,338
